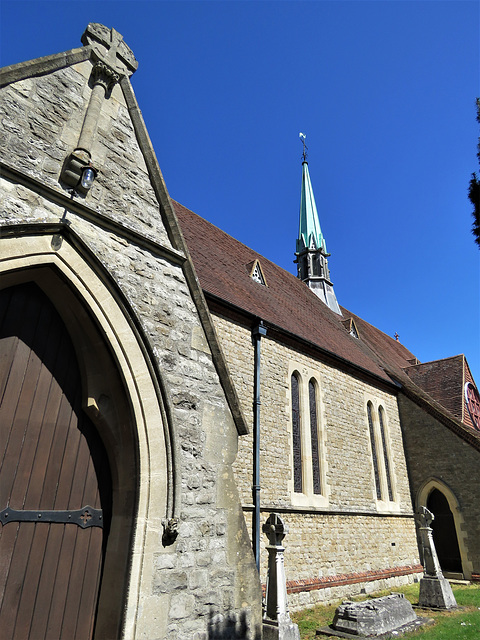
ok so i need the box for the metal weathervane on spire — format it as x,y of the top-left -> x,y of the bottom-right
299,132 -> 308,163
295,133 -> 342,315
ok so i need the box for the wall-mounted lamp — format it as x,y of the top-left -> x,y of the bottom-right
79,165 -> 97,192
60,151 -> 98,196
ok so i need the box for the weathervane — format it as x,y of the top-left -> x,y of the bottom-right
299,132 -> 308,163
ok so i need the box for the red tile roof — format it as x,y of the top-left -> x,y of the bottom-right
174,201 -> 413,385
403,355 -> 465,421
173,200 -> 480,450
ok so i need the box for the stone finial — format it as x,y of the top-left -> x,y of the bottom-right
81,23 -> 138,77
263,513 -> 288,547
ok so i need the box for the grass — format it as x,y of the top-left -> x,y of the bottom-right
291,583 -> 480,639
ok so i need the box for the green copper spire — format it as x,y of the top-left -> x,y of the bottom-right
295,134 -> 341,315
297,161 -> 327,254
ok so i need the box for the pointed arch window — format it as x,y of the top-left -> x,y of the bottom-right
309,379 -> 321,495
367,402 -> 382,500
378,406 -> 394,502
289,368 -> 328,506
291,372 -> 302,493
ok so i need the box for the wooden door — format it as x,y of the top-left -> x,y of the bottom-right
0,283 -> 111,640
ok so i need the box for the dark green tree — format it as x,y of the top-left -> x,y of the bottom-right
468,98 -> 480,248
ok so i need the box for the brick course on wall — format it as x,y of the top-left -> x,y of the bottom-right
243,509 -> 420,610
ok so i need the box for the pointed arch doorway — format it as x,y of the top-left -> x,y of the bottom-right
426,488 -> 462,575
417,479 -> 471,580
0,279 -> 132,639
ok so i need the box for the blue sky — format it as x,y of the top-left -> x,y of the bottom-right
1,1 -> 479,382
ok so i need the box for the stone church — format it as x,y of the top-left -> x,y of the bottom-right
0,23 -> 479,640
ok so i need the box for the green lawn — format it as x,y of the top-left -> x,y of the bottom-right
291,583 -> 480,639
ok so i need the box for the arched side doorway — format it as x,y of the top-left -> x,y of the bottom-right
0,232 -> 171,638
0,283 -> 112,639
427,489 -> 462,574
417,479 -> 472,580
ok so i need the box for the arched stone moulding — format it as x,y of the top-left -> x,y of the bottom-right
417,477 -> 473,580
0,231 -> 169,637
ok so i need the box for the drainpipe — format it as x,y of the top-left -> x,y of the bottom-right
252,320 -> 267,571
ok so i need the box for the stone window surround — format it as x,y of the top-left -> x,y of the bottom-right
287,362 -> 329,508
364,395 -> 400,512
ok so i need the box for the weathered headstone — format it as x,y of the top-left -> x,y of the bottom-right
416,506 -> 457,609
329,593 -> 417,637
262,513 -> 300,640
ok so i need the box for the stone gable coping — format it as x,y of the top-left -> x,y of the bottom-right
0,47 -> 91,87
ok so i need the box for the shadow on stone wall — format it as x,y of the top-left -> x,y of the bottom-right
207,609 -> 261,640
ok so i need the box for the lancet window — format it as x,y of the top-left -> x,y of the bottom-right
309,379 -> 321,495
291,372 -> 303,493
378,406 -> 394,501
289,368 -> 327,505
366,400 -> 396,504
367,402 -> 382,500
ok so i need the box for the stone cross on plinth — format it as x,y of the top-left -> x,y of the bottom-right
77,24 -> 137,156
415,506 -> 456,609
262,514 -> 300,640
81,23 -> 138,78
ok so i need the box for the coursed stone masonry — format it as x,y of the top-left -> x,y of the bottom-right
212,311 -> 421,608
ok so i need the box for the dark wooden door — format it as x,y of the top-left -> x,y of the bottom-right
0,283 -> 111,640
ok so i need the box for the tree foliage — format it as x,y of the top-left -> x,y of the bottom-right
468,98 -> 480,248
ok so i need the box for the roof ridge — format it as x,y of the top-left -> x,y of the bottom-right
404,354 -> 465,369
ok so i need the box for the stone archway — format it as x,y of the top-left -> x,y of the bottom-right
0,232 -> 171,638
417,478 -> 472,580
426,489 -> 462,574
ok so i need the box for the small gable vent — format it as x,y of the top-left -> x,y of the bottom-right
248,259 -> 267,286
341,318 -> 359,339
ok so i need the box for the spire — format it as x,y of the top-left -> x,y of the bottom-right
295,134 -> 341,315
297,161 -> 327,255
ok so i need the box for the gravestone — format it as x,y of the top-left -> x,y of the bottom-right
416,506 -> 457,609
262,513 -> 300,640
330,593 -> 417,637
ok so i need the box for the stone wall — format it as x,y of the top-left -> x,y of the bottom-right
1,48 -> 261,639
212,311 -> 421,607
0,63 -> 171,246
398,394 -> 480,579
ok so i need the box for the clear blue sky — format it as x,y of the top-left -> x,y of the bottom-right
1,1 -> 479,382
